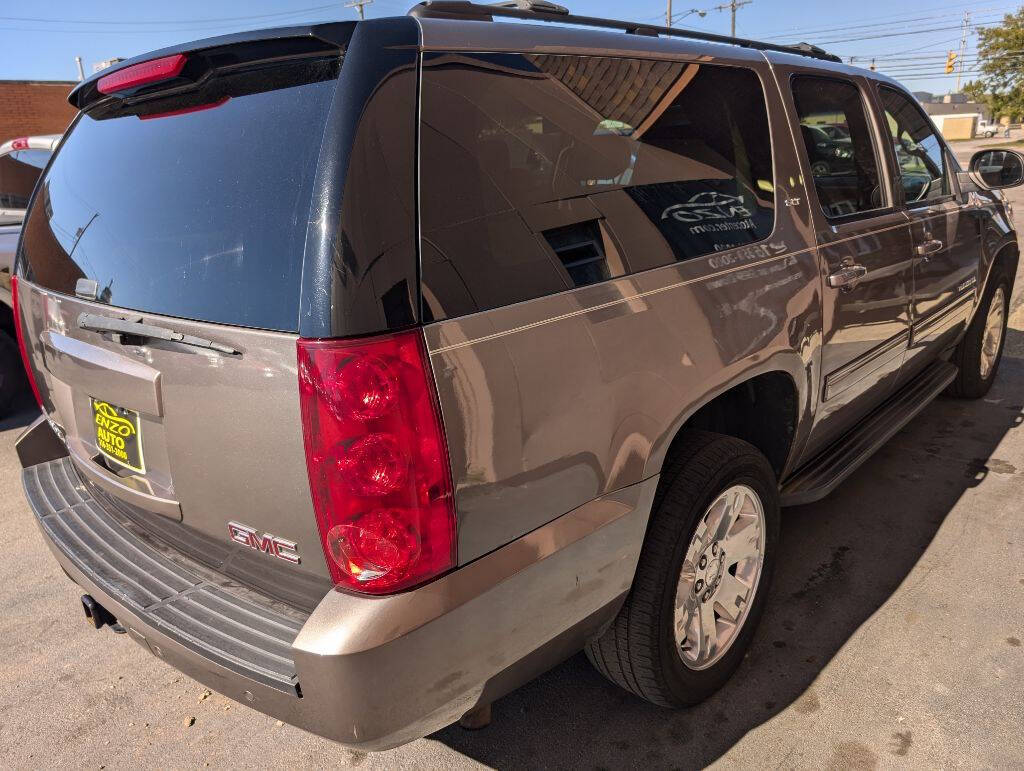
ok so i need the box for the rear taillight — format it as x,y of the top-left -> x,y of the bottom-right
297,330 -> 456,594
11,137 -> 28,150
97,54 -> 187,95
10,276 -> 43,409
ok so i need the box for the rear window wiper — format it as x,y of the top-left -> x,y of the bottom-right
77,312 -> 240,356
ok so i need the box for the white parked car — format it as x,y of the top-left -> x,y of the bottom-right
0,134 -> 61,225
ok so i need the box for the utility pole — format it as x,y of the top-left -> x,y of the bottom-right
74,56 -> 84,81
344,0 -> 373,20
667,0 -> 672,27
712,0 -> 751,37
955,9 -> 970,93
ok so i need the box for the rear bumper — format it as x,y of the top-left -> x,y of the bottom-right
23,456 -> 656,750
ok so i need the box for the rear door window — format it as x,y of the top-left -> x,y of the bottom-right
792,76 -> 884,219
18,58 -> 338,332
419,53 -> 775,319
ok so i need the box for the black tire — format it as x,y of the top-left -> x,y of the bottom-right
0,330 -> 29,417
585,430 -> 780,707
810,161 -> 830,177
948,270 -> 1011,399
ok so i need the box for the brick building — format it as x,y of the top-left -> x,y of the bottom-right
0,80 -> 77,142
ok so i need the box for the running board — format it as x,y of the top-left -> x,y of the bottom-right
781,360 -> 958,506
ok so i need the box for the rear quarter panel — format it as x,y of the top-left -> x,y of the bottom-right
422,47 -> 822,563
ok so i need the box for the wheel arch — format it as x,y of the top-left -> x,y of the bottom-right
644,359 -> 809,486
977,239 -> 1018,321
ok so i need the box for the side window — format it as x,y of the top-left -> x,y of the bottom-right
878,86 -> 950,204
419,53 -> 775,319
791,76 -> 883,219
0,149 -> 51,209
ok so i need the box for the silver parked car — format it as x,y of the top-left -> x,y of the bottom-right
0,134 -> 60,414
12,1 -> 1023,751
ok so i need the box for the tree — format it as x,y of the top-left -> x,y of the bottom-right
964,7 -> 1024,120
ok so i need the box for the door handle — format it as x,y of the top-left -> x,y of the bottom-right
915,239 -> 943,258
827,263 -> 868,290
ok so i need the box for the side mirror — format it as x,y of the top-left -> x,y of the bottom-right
968,148 -> 1024,190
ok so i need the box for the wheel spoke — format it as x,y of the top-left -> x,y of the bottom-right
720,517 -> 760,564
713,573 -> 751,622
696,601 -> 718,663
676,593 -> 698,638
710,488 -> 741,543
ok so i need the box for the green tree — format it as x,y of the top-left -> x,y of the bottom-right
964,7 -> 1024,120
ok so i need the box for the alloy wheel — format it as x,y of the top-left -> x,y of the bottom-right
674,484 -> 766,670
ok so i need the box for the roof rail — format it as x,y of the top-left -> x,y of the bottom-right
408,1 -> 841,63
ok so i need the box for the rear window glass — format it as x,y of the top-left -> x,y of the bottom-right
0,148 -> 52,209
419,53 -> 775,320
19,59 -> 338,332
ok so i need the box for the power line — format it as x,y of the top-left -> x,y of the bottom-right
0,4 -> 342,26
754,0 -> 1015,37
759,6 -> 1013,41
854,35 -> 970,59
815,21 -> 997,45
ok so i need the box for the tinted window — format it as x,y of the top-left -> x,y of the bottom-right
0,149 -> 52,209
19,59 -> 338,332
879,86 -> 949,204
792,76 -> 883,219
420,53 -> 775,319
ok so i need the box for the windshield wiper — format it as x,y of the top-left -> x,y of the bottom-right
77,313 -> 240,356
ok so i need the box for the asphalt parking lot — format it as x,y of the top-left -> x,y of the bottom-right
1,140 -> 1022,769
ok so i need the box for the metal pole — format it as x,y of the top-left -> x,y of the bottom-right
74,56 -> 84,81
344,0 -> 373,20
713,0 -> 750,37
955,9 -> 969,93
667,0 -> 673,28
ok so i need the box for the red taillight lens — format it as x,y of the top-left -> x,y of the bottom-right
11,137 -> 29,150
10,276 -> 43,410
97,54 -> 187,95
298,330 -> 456,594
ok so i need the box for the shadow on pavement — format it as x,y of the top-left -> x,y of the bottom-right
432,342 -> 1024,769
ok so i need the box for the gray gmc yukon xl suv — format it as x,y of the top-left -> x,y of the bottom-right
11,1 -> 1024,750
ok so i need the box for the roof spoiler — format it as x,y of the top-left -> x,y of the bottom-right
69,23 -> 356,110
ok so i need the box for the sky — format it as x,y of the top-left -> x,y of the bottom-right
0,0 -> 1016,94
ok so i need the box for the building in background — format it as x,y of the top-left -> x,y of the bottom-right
929,112 -> 981,140
919,92 -> 991,122
0,80 -> 76,141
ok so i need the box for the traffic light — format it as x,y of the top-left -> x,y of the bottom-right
945,51 -> 957,74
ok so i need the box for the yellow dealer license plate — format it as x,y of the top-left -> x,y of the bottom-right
91,399 -> 145,474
